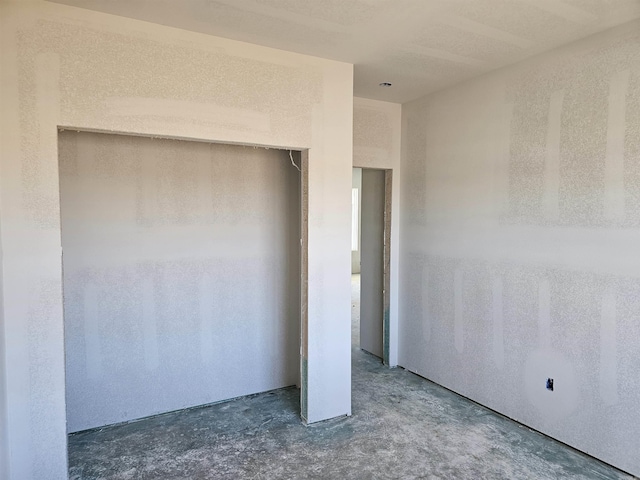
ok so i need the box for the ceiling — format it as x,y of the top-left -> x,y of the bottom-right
49,0 -> 640,103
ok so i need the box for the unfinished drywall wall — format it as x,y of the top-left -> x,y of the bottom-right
59,131 -> 300,432
400,20 -> 640,476
0,2 -> 352,478
353,98 -> 401,366
0,225 -> 7,480
360,169 -> 385,359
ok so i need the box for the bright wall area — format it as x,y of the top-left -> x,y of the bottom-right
59,131 -> 301,433
400,20 -> 640,476
351,167 -> 362,274
0,2 -> 352,478
353,98 -> 401,366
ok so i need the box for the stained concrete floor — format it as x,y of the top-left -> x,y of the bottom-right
68,275 -> 633,480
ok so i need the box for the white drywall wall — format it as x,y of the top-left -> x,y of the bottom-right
0,2 -> 352,478
353,98 -> 401,366
400,20 -> 640,476
360,169 -> 385,359
0,224 -> 7,480
59,131 -> 301,433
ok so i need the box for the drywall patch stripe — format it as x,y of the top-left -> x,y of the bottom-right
139,145 -> 157,226
34,52 -> 60,228
496,102 -> 514,216
599,291 -> 619,406
142,279 -> 160,371
199,274 -> 214,364
492,276 -> 504,369
538,279 -> 551,348
106,98 -> 271,133
197,147 -> 214,222
604,70 -> 630,223
543,90 -> 564,221
421,266 -> 431,344
454,267 -> 464,354
83,284 -> 102,380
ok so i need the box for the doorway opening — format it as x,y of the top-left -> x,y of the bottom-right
58,129 -> 304,434
351,167 -> 392,365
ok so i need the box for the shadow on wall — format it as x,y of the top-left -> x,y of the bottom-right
59,131 -> 301,433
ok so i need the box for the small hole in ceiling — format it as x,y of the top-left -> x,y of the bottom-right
379,82 -> 392,87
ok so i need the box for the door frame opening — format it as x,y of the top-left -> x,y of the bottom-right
352,167 -> 392,366
57,127 -> 309,436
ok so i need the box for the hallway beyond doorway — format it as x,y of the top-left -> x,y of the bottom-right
352,274 -> 360,349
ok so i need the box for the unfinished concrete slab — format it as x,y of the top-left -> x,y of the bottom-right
68,347 -> 632,480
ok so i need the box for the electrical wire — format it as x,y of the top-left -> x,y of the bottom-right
289,150 -> 301,172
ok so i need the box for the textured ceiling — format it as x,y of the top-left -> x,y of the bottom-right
49,0 -> 640,103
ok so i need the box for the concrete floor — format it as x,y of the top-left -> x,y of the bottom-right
68,275 -> 633,479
